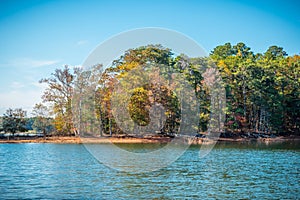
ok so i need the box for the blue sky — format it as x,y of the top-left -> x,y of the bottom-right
0,0 -> 299,115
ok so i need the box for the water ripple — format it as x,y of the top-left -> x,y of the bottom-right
0,142 -> 299,199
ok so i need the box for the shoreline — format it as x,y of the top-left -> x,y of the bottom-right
0,135 -> 299,144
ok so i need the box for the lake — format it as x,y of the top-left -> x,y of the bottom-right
0,141 -> 299,199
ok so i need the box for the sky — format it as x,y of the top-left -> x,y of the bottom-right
0,0 -> 299,115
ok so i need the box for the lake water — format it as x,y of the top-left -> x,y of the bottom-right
0,141 -> 299,199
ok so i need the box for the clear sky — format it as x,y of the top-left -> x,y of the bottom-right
0,0 -> 299,115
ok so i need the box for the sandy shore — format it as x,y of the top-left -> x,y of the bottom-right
0,135 -> 299,144
0,136 -> 82,144
0,136 -> 172,144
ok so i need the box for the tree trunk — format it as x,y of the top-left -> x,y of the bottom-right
109,117 -> 112,137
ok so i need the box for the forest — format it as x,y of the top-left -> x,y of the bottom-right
1,43 -> 299,137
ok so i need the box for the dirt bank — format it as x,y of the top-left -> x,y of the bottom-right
0,135 -> 299,144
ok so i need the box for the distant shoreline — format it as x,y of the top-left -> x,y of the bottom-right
0,135 -> 299,144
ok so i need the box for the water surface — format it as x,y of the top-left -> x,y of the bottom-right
0,141 -> 299,199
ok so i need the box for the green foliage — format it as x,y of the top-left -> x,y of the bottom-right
89,43 -> 300,136
210,43 -> 299,135
31,43 -> 299,136
32,103 -> 53,135
2,108 -> 28,134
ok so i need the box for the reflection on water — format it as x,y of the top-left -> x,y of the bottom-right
113,143 -> 168,153
0,141 -> 299,199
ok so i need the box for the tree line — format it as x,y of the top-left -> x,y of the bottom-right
1,43 -> 299,136
0,105 -> 53,136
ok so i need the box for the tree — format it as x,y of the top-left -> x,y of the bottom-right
2,108 -> 27,135
0,117 -> 3,132
210,42 -> 253,132
40,65 -> 75,135
32,103 -> 53,135
104,45 -> 181,136
285,55 -> 300,134
37,43 -> 300,137
210,42 -> 299,135
73,64 -> 104,136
